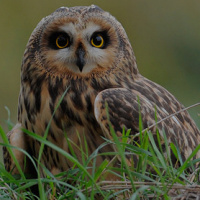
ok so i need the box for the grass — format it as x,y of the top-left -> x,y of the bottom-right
0,105 -> 200,199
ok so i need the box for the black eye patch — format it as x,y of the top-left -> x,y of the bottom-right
49,32 -> 71,49
90,31 -> 110,49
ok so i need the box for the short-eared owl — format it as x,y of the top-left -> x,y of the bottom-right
4,5 -> 200,178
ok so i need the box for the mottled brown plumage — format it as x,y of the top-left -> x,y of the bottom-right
3,5 -> 200,178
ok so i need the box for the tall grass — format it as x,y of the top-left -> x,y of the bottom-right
0,122 -> 200,199
0,103 -> 200,199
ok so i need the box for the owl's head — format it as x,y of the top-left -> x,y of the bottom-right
24,5 -> 138,79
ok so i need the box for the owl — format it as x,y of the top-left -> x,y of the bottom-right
3,5 -> 200,179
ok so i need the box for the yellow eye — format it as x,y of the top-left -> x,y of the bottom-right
56,35 -> 69,49
91,34 -> 104,48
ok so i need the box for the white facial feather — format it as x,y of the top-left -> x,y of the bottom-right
53,23 -> 108,74
60,23 -> 77,37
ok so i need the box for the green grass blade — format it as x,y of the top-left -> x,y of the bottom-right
0,126 -> 26,180
105,102 -> 136,191
23,129 -> 105,198
148,131 -> 167,170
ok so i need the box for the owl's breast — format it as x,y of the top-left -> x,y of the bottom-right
19,78 -> 113,173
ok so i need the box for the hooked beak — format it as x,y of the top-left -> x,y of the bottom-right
76,46 -> 85,72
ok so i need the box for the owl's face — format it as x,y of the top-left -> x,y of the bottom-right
42,16 -> 117,75
27,5 -> 136,78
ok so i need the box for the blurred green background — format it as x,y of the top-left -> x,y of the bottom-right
0,1 -> 199,159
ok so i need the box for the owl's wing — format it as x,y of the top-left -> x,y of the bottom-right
94,81 -> 200,163
3,123 -> 31,174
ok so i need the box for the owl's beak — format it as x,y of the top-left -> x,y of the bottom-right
76,46 -> 85,72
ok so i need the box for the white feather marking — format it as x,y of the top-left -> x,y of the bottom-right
172,116 -> 181,127
161,108 -> 169,115
169,128 -> 176,136
94,95 -> 101,122
60,23 -> 76,36
82,24 -> 101,36
143,98 -> 151,107
90,5 -> 96,8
